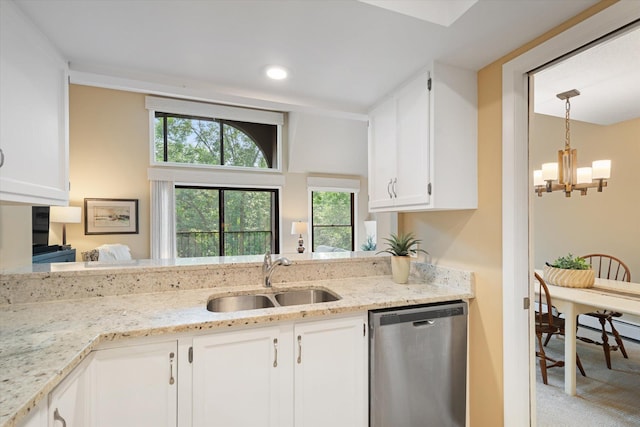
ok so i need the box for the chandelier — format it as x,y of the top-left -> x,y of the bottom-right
533,89 -> 611,197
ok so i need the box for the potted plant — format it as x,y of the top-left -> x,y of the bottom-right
377,233 -> 428,284
543,253 -> 594,288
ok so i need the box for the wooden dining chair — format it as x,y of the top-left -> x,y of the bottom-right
535,273 -> 586,384
577,254 -> 631,369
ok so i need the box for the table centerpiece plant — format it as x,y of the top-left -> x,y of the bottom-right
543,253 -> 595,288
377,232 -> 428,284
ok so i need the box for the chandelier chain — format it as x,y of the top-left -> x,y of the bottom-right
564,98 -> 571,150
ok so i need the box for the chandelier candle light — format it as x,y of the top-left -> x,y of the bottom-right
533,89 -> 611,197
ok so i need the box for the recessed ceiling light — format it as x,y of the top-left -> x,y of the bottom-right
266,66 -> 288,80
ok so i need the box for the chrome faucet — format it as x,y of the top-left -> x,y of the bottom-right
263,251 -> 291,287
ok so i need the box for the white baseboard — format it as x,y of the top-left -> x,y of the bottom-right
578,315 -> 640,342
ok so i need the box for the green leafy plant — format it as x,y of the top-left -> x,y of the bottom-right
548,253 -> 591,270
377,233 -> 428,257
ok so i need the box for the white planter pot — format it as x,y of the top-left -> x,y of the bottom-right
543,265 -> 595,288
391,256 -> 411,284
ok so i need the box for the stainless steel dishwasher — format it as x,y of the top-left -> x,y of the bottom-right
369,301 -> 468,427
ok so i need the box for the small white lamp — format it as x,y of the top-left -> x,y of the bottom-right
50,206 -> 81,248
291,221 -> 308,253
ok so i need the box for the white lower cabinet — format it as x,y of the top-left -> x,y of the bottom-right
293,316 -> 367,427
16,400 -> 47,427
20,314 -> 366,427
191,313 -> 367,427
49,353 -> 92,427
192,323 -> 293,427
89,340 -> 178,427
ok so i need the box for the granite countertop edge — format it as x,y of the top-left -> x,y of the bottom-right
1,274 -> 473,427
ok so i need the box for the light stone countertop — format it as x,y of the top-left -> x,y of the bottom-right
0,255 -> 474,427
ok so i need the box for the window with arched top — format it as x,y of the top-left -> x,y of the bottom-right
154,113 -> 276,169
147,96 -> 283,170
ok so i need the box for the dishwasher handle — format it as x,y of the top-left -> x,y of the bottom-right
374,304 -> 467,326
413,319 -> 435,327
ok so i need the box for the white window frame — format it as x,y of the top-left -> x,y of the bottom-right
307,177 -> 360,252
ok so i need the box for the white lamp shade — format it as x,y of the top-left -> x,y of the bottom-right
291,221 -> 308,235
576,167 -> 592,184
50,206 -> 82,224
541,162 -> 558,181
533,170 -> 544,186
592,160 -> 611,179
364,220 -> 377,238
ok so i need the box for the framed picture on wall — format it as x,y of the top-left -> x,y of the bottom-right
84,198 -> 139,235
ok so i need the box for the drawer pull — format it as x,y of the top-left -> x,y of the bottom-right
273,338 -> 278,367
54,408 -> 67,427
169,352 -> 175,385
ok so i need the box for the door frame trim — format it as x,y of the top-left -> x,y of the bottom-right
501,3 -> 639,425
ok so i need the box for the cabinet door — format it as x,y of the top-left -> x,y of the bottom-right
0,1 -> 69,205
49,355 -> 92,427
368,97 -> 397,210
192,324 -> 292,427
90,341 -> 177,427
17,400 -> 47,427
294,314 -> 367,427
395,72 -> 431,209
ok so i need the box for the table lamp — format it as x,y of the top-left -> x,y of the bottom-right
50,206 -> 81,248
291,221 -> 308,253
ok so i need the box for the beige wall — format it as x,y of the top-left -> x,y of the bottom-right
400,1 -> 616,425
65,85 -> 151,259
0,205 -> 31,269
531,114 -> 640,276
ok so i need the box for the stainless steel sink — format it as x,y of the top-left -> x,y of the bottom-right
206,288 -> 340,312
207,294 -> 275,312
274,289 -> 340,306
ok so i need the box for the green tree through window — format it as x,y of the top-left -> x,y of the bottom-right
176,187 -> 278,257
311,191 -> 354,251
155,113 -> 276,168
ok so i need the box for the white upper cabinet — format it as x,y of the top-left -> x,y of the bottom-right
0,1 -> 69,205
368,61 -> 477,212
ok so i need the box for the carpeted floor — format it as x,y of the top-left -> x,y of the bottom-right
536,327 -> 640,426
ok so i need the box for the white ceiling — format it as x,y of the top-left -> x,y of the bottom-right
15,0 -> 629,118
534,25 -> 640,125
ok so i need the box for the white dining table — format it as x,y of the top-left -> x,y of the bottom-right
537,272 -> 640,395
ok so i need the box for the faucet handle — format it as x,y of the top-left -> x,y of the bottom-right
263,251 -> 272,271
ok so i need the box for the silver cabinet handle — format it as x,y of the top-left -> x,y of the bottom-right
392,178 -> 397,198
54,408 -> 67,427
387,179 -> 393,198
169,352 -> 175,385
273,338 -> 278,367
0,148 -> 4,168
297,335 -> 302,364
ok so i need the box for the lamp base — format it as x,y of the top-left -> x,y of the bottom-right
297,236 -> 305,253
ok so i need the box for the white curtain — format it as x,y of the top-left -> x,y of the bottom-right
150,180 -> 176,259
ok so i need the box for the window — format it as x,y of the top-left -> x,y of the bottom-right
175,186 -> 279,257
146,96 -> 284,171
311,191 -> 354,251
155,113 -> 277,169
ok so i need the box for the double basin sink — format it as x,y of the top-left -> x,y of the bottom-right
207,288 -> 340,312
